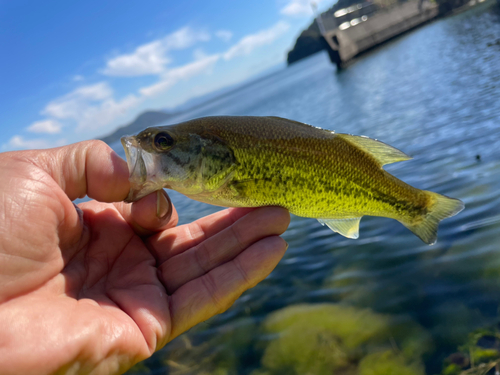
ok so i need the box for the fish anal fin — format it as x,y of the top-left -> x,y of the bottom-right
338,133 -> 411,166
318,217 -> 361,239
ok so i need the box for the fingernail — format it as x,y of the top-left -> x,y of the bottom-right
285,241 -> 289,250
156,190 -> 171,220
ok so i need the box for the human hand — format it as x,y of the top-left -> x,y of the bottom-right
0,141 -> 290,375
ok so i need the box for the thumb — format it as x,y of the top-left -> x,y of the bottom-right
32,140 -> 130,202
23,140 -> 131,254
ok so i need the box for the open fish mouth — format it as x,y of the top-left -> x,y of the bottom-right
121,136 -> 160,202
121,136 -> 141,178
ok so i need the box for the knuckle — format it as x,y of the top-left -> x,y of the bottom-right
201,273 -> 226,313
81,139 -> 108,150
233,257 -> 252,287
229,225 -> 245,249
194,242 -> 211,274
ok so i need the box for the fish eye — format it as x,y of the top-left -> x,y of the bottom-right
153,132 -> 174,151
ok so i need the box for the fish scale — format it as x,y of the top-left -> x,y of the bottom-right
122,116 -> 464,244
210,120 -> 415,218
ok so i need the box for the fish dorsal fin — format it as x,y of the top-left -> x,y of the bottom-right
318,217 -> 361,239
337,134 -> 411,166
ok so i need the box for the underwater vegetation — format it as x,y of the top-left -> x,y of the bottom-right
439,328 -> 500,375
127,303 -> 432,375
253,304 -> 430,375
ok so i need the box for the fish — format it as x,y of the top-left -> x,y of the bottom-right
121,116 -> 464,244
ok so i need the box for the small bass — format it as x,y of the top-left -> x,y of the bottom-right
121,116 -> 464,244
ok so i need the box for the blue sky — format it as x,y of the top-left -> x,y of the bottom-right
0,0 -> 333,150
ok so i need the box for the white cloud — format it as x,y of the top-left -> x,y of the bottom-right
193,48 -> 207,60
5,136 -> 67,150
140,54 -> 220,97
74,94 -> 142,132
103,41 -> 169,76
140,79 -> 176,98
43,82 -> 113,119
42,82 -> 142,132
27,119 -> 62,134
215,30 -> 233,42
163,26 -> 210,50
102,26 -> 210,76
223,21 -> 290,60
73,82 -> 112,100
280,0 -> 328,16
72,75 -> 84,81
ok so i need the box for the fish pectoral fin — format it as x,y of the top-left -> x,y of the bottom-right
318,217 -> 361,239
337,133 -> 411,166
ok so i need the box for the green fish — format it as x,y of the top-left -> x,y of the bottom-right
121,116 -> 464,244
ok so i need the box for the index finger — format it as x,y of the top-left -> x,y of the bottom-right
146,207 -> 256,263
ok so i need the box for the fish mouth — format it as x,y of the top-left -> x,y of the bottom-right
121,136 -> 160,202
121,136 -> 140,177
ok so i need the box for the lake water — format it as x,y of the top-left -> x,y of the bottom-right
120,3 -> 500,374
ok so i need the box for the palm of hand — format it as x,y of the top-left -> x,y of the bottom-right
0,142 -> 289,375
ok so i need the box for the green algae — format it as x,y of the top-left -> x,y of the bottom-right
358,351 -> 424,375
253,303 -> 429,375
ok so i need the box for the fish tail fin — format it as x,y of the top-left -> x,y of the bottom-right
399,192 -> 464,245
